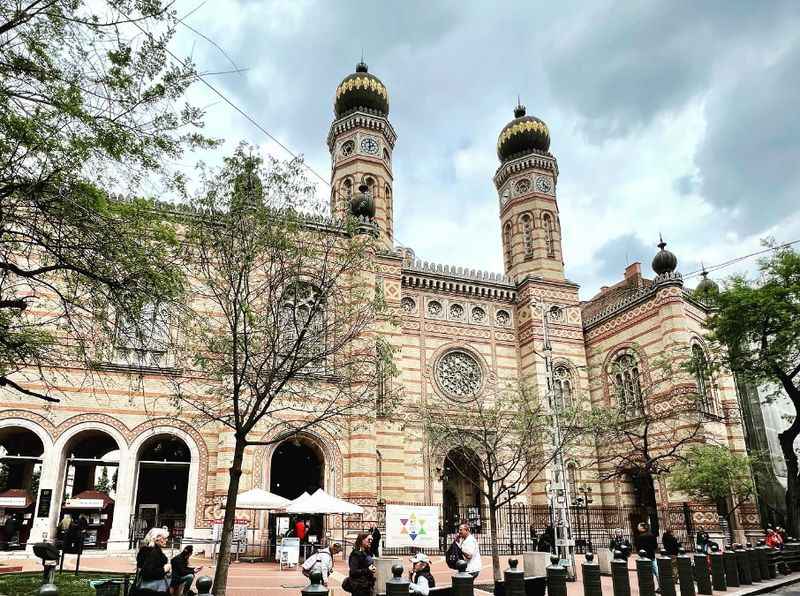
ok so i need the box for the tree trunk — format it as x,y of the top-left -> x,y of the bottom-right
780,429 -> 800,536
489,502 -> 501,583
213,437 -> 246,596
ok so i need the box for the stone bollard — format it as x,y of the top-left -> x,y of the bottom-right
723,549 -> 740,588
196,576 -> 213,596
452,560 -> 475,596
766,546 -> 778,579
582,552 -> 603,596
636,551 -> 657,596
676,549 -> 695,596
611,551 -> 631,596
385,564 -> 409,596
547,554 -> 568,596
735,544 -> 752,585
505,558 -> 525,596
657,551 -> 676,596
693,552 -> 712,596
746,543 -> 761,582
756,541 -> 770,580
709,546 -> 726,591
38,584 -> 58,596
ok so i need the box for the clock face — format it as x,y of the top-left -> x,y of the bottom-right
360,137 -> 379,155
535,176 -> 553,193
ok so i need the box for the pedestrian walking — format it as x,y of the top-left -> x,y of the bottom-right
456,523 -> 482,578
696,527 -> 710,553
302,542 -> 342,585
609,528 -> 632,559
343,533 -> 375,596
408,552 -> 436,596
635,522 -> 659,591
370,526 -> 381,557
133,528 -> 170,594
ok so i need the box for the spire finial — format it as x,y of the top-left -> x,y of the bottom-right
513,98 -> 526,119
658,233 -> 666,250
356,51 -> 368,73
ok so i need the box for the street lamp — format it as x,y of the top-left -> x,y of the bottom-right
572,485 -> 593,551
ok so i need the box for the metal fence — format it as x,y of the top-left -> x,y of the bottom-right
380,502 -> 705,556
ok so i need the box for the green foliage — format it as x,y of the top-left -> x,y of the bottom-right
1,1 -> 212,401
94,466 -> 111,493
0,571 -> 128,596
669,444 -> 753,503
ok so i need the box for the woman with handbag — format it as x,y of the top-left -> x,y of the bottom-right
343,533 -> 375,596
134,528 -> 171,594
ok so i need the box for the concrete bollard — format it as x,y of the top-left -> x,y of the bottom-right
452,560 -> 475,596
709,547 -> 726,591
547,554 -> 568,596
196,576 -> 213,596
385,563 -> 409,596
735,544 -> 752,585
657,552 -> 676,596
756,541 -> 770,580
38,585 -> 58,596
676,549 -> 695,596
636,551 -> 656,596
723,549 -> 740,587
505,558 -> 525,596
746,543 -> 761,582
611,551 -> 632,596
693,552 -> 712,595
766,546 -> 778,579
302,569 -> 330,596
582,552 -> 603,596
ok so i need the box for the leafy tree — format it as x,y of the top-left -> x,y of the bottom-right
703,245 -> 800,533
94,466 -> 111,494
0,1 -> 212,401
669,444 -> 754,535
172,146 -> 395,595
422,384 -> 577,582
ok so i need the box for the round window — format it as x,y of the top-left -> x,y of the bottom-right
435,350 -> 483,401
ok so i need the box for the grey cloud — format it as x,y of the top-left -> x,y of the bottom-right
567,233 -> 655,295
695,43 -> 800,234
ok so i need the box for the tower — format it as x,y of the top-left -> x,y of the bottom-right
327,62 -> 397,248
493,104 -> 564,282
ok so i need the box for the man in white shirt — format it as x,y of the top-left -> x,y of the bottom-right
456,523 -> 481,578
302,542 -> 342,585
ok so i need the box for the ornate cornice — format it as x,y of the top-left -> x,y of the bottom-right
401,259 -> 516,302
327,111 -> 397,151
493,151 -> 559,188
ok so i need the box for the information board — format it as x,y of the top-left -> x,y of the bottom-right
385,504 -> 439,549
278,536 -> 300,567
37,490 -> 52,518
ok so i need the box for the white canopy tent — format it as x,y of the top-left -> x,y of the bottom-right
284,488 -> 364,514
235,488 -> 290,510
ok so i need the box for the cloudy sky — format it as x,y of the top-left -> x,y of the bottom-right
169,0 -> 800,299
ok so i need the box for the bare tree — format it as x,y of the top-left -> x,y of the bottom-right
422,383 -> 578,582
171,146 -> 395,595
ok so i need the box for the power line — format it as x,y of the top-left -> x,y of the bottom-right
683,238 -> 800,279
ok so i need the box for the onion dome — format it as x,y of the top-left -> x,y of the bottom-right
651,236 -> 678,275
349,183 -> 376,218
497,103 -> 550,163
695,269 -> 720,297
334,62 -> 389,118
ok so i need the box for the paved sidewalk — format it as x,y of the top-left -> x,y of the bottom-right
3,551 -> 800,596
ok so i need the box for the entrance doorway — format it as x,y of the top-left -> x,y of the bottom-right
60,429 -> 120,549
269,438 -> 325,557
442,448 -> 482,534
133,435 -> 190,544
0,427 -> 43,549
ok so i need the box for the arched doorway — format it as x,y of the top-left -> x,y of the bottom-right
59,429 -> 120,549
269,437 -> 325,552
442,448 -> 482,535
133,435 -> 190,543
0,427 -> 44,549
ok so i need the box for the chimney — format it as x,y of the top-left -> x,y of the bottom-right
624,262 -> 641,281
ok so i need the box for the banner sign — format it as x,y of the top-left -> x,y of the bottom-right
385,504 -> 439,548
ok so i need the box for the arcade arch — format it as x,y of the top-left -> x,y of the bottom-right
0,426 -> 45,548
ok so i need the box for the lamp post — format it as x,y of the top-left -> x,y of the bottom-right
573,486 -> 594,551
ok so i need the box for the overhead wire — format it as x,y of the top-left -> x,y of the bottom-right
683,238 -> 800,280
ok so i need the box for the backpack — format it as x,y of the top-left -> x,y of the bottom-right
445,540 -> 464,570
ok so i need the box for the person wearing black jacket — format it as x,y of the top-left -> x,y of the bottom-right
370,526 -> 381,557
609,529 -> 632,559
635,523 -> 659,591
346,533 -> 376,596
171,545 -> 201,596
135,528 -> 170,594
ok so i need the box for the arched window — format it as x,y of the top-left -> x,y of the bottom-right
114,302 -> 170,367
503,223 -> 513,269
279,282 -> 326,371
692,344 -> 716,414
553,365 -> 574,409
543,213 -> 555,258
340,178 -> 353,211
385,184 -> 392,238
521,214 -> 534,259
610,353 -> 642,416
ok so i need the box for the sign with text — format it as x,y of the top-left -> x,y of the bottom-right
0,497 -> 28,508
37,490 -> 52,518
385,504 -> 439,549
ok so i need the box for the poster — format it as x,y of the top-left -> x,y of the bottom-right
385,504 -> 439,548
212,518 -> 249,553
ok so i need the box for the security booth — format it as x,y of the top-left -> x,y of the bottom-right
0,427 -> 44,550
60,490 -> 114,549
0,489 -> 36,549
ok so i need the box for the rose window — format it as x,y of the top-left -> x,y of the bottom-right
401,297 -> 416,313
472,307 -> 486,322
449,303 -> 464,319
427,301 -> 443,316
435,350 -> 483,400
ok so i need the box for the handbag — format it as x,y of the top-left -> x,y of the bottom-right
341,577 -> 354,593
